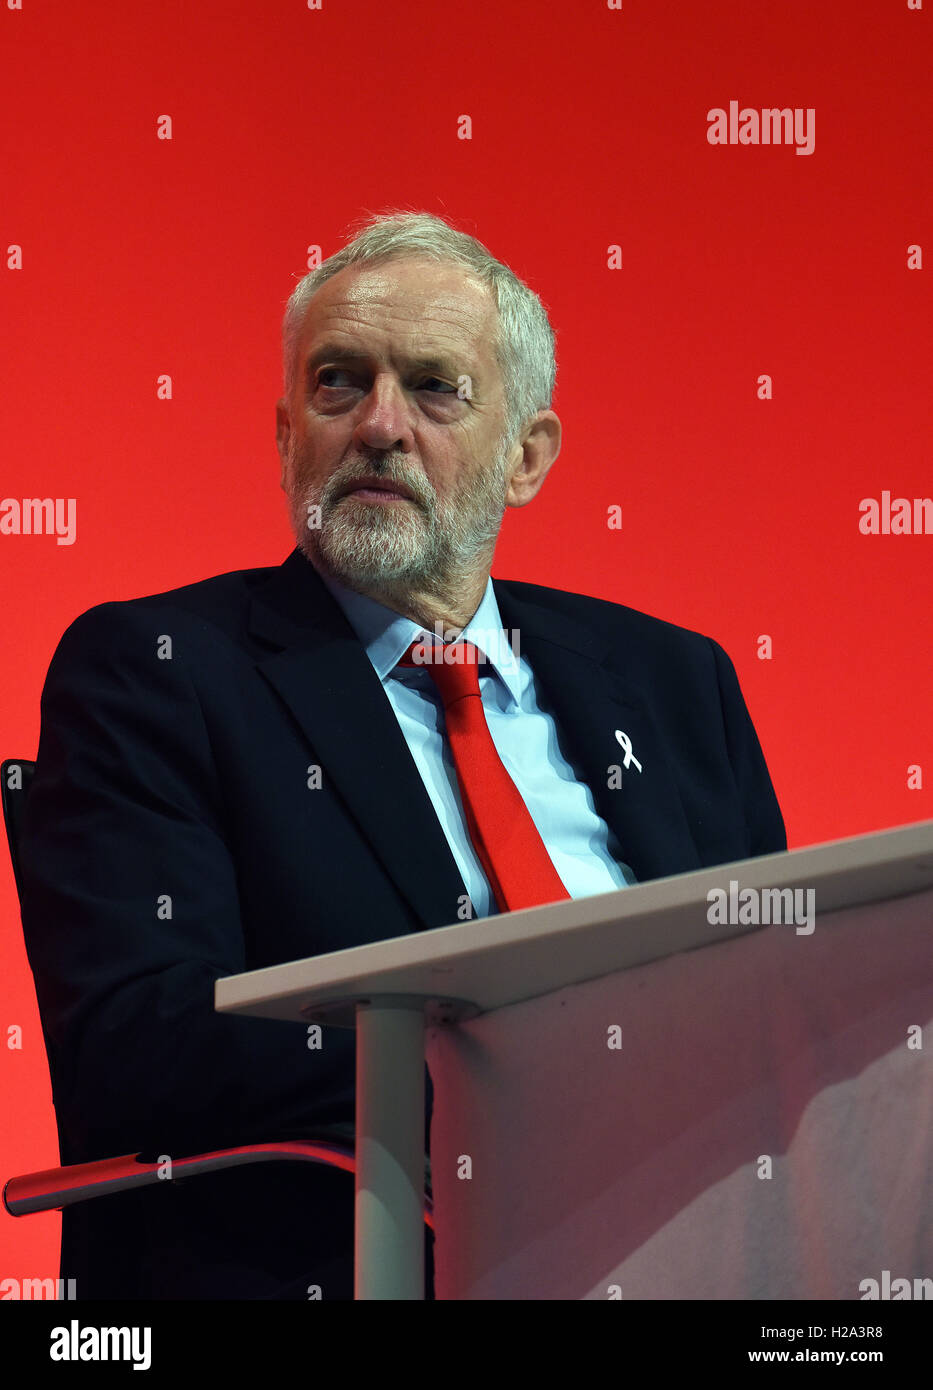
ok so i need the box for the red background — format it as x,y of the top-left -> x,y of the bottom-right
1,0 -> 930,1285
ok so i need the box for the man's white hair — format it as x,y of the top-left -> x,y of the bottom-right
281,209 -> 557,449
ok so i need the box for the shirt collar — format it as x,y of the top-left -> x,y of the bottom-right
317,568 -> 522,707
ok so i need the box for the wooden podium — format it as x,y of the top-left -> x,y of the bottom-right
215,820 -> 933,1299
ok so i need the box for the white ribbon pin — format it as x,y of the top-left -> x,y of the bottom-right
614,729 -> 643,773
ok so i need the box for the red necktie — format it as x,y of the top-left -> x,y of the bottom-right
398,639 -> 571,913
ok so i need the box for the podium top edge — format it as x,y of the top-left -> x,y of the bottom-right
214,819 -> 933,1019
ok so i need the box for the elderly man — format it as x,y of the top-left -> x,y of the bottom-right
19,211 -> 786,1302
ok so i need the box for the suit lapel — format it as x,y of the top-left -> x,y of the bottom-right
493,581 -> 701,883
247,550 -> 468,931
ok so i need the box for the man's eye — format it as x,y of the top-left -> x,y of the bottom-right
418,378 -> 456,393
318,369 -> 354,388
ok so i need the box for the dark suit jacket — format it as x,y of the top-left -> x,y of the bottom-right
18,546 -> 786,1299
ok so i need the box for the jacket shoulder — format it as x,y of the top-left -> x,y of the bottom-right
493,577 -> 717,653
96,561 -> 273,615
45,561 -> 280,676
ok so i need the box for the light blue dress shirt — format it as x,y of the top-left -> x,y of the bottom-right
319,570 -> 637,918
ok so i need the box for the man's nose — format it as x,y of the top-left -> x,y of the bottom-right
353,374 -> 415,453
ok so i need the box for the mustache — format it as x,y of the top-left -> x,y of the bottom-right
322,458 -> 434,511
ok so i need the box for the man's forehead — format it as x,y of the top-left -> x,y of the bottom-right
300,257 -> 496,355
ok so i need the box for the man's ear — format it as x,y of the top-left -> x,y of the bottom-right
505,411 -> 562,509
275,400 -> 291,490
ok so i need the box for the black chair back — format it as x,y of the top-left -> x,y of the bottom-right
2,758 -> 36,906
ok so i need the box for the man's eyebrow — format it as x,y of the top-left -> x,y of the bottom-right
304,344 -> 468,378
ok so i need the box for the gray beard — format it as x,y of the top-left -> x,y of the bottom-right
285,440 -> 512,598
